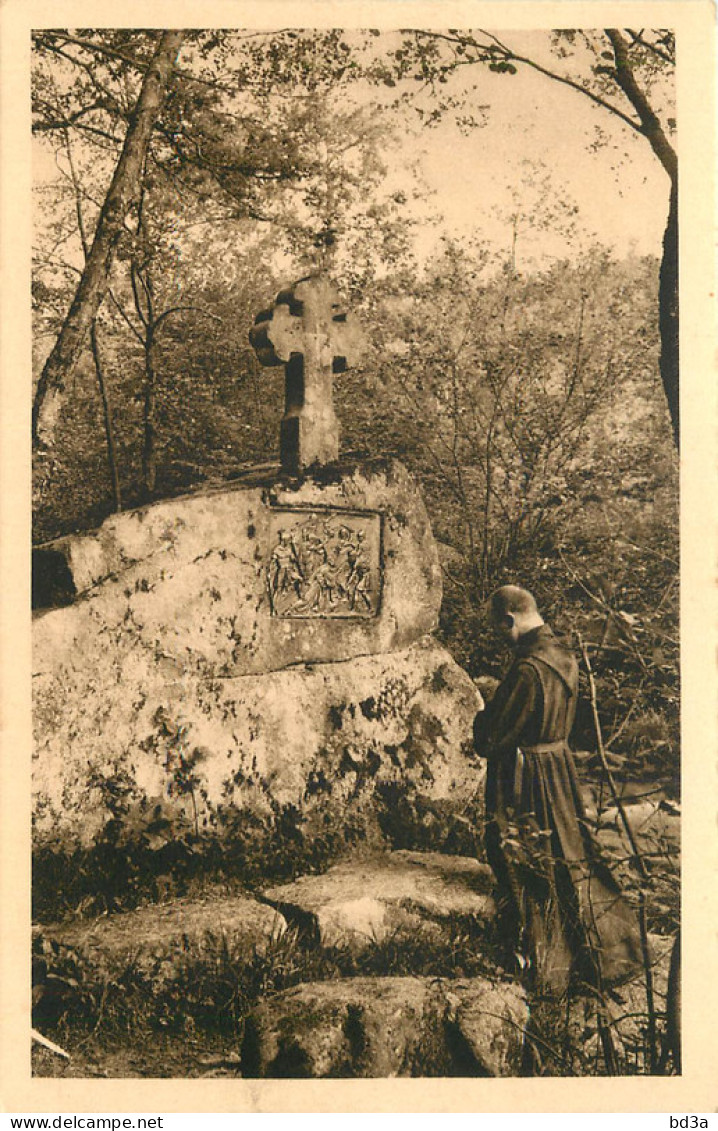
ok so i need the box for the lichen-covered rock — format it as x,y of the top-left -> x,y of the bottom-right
39,894 -> 286,984
241,975 -> 527,1077
448,980 -> 530,1078
33,633 -> 483,847
33,459 -> 486,854
32,458 -> 440,674
262,850 -> 495,948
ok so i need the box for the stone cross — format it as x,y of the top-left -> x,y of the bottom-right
249,274 -> 364,474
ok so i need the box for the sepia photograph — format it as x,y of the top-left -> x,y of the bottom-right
27,21 -> 682,1081
1,0 -> 715,1112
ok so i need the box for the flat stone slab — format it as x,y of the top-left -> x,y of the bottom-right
262,850 -> 496,948
241,974 -> 527,1077
38,894 -> 287,983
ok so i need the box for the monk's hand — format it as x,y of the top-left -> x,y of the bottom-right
474,675 -> 500,704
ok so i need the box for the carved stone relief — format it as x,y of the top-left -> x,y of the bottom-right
267,507 -> 382,618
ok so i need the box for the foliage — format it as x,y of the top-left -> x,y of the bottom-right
33,800 -> 341,925
341,242 -> 679,795
354,27 -> 678,441
32,33 -> 418,522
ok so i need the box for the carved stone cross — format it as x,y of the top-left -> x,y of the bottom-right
249,274 -> 364,474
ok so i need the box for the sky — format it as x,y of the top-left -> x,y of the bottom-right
374,30 -> 673,270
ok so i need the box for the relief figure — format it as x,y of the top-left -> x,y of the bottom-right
267,511 -> 379,618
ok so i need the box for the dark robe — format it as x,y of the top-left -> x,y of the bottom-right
474,624 -> 642,995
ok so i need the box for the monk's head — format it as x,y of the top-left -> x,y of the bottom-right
488,585 -> 544,647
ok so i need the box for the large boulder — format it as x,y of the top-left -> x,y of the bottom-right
33,458 -> 484,852
33,634 -> 483,846
241,975 -> 528,1077
262,850 -> 495,948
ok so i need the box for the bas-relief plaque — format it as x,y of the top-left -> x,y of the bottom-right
266,507 -> 382,618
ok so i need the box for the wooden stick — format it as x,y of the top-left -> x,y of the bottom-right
31,1028 -> 70,1059
578,634 -> 659,1075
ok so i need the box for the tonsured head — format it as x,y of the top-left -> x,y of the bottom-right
488,585 -> 544,646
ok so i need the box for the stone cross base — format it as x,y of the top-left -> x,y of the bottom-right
281,414 -> 339,474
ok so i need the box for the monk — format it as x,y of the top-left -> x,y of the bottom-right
474,585 -> 643,996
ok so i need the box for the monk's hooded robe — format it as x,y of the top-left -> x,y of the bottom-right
474,624 -> 642,995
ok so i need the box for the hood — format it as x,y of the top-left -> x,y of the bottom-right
514,625 -> 578,695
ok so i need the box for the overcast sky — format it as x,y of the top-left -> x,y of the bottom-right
377,30 -> 673,269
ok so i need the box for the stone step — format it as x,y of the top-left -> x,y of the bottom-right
261,849 -> 496,948
35,894 -> 287,984
241,973 -> 528,1077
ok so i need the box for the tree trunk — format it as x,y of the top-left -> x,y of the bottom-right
89,321 -> 123,511
32,30 -> 184,448
605,28 -> 679,445
62,128 -> 123,510
659,180 -> 679,446
142,326 -> 157,498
